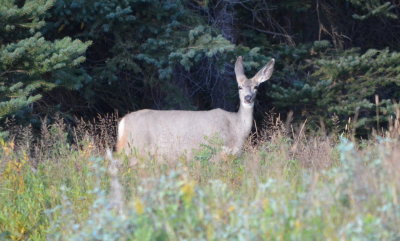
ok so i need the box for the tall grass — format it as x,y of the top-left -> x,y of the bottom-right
0,115 -> 399,240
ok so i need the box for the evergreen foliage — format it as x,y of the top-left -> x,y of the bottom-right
313,48 -> 400,125
347,0 -> 397,20
270,44 -> 400,132
0,0 -> 91,134
44,0 -> 269,112
3,0 -> 400,134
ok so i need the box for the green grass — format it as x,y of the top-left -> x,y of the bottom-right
1,121 -> 400,240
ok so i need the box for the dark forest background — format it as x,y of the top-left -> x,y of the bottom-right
2,0 -> 400,137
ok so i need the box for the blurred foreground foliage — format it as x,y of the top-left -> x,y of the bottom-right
1,117 -> 400,240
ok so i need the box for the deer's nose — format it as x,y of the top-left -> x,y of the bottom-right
244,95 -> 253,102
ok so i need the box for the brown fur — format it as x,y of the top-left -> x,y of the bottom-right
116,117 -> 128,152
116,133 -> 127,152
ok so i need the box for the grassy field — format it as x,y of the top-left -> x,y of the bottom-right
0,116 -> 400,240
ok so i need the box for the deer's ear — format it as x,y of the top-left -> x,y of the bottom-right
235,56 -> 246,84
252,58 -> 275,84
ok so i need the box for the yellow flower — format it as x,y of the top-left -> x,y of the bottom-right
19,226 -> 26,235
22,151 -> 29,162
9,141 -> 14,150
83,141 -> 95,158
294,219 -> 302,230
14,161 -> 22,171
2,140 -> 14,156
214,212 -> 220,221
181,180 -> 196,204
134,198 -> 145,215
206,225 -> 214,239
262,198 -> 269,210
227,205 -> 235,212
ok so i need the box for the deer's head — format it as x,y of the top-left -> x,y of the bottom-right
235,56 -> 275,108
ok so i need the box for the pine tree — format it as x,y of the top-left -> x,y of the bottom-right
270,41 -> 400,134
0,0 -> 91,136
44,0 -> 269,112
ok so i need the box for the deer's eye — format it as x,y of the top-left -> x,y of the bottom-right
238,86 -> 243,90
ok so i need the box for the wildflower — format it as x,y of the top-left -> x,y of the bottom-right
213,210 -> 222,221
181,180 -> 196,204
262,198 -> 274,216
134,198 -> 144,215
1,140 -> 14,156
22,151 -> 29,162
83,141 -> 95,158
14,161 -> 23,171
20,226 -> 26,235
206,225 -> 214,239
262,198 -> 269,210
227,205 -> 235,212
294,219 -> 302,230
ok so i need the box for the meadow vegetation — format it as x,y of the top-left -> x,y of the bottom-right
1,114 -> 399,240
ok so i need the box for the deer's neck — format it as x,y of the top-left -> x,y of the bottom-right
237,104 -> 254,137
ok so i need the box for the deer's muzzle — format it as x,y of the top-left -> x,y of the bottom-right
244,95 -> 254,103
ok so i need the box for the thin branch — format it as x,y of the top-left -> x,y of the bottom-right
0,70 -> 28,77
242,23 -> 295,44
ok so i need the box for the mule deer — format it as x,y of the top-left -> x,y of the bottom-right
116,56 -> 275,160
